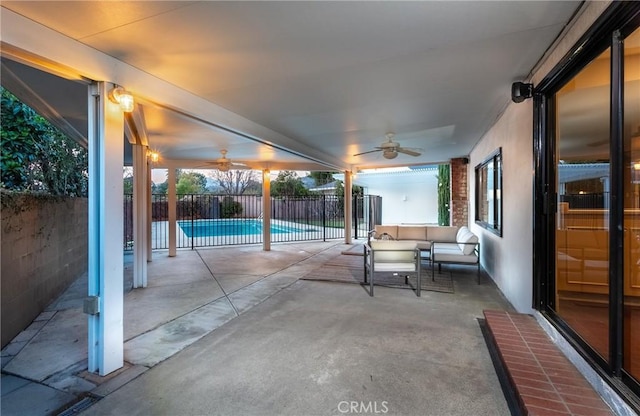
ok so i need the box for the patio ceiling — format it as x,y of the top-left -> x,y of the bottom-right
1,1 -> 583,171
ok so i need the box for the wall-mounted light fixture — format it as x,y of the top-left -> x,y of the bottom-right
511,81 -> 533,103
147,151 -> 159,163
108,85 -> 134,112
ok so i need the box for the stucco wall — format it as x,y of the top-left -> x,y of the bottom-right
364,170 -> 439,224
470,102 -> 534,313
469,1 -> 612,313
1,193 -> 88,347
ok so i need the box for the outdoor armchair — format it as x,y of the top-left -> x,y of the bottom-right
363,240 -> 422,297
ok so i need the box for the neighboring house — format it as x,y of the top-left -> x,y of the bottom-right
335,166 -> 439,224
308,180 -> 339,195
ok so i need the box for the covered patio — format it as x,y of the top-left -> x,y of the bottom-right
4,1 -> 640,413
1,1 -> 583,378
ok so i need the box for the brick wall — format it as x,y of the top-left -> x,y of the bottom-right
450,158 -> 469,227
1,193 -> 88,348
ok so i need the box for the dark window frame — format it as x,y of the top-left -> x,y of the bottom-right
475,147 -> 502,237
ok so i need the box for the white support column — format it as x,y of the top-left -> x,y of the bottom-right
262,170 -> 271,251
87,81 -> 124,376
132,144 -> 148,288
168,167 -> 177,257
344,171 -> 353,244
146,161 -> 153,262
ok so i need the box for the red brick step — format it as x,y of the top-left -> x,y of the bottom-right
483,310 -> 614,416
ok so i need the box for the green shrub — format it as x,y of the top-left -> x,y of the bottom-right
220,196 -> 243,218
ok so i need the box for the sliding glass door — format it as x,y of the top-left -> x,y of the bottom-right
534,2 -> 640,400
554,47 -> 611,362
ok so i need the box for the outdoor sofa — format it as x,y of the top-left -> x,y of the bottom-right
368,224 -> 481,284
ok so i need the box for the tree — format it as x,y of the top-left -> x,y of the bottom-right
271,170 -> 309,197
209,169 -> 260,195
332,179 -> 363,197
437,164 -> 450,226
1,87 -> 88,196
123,174 -> 134,194
176,171 -> 208,195
220,196 -> 243,218
153,181 -> 168,195
308,171 -> 336,186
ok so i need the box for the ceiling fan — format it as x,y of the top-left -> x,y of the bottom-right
353,133 -> 422,159
202,149 -> 247,171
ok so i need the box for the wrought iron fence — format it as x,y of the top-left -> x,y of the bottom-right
124,194 -> 381,251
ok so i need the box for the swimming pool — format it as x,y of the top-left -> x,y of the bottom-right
178,219 -> 316,238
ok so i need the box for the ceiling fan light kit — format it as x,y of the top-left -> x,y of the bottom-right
204,149 -> 247,171
354,132 -> 422,159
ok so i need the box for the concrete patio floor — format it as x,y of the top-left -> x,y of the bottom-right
1,240 -> 515,415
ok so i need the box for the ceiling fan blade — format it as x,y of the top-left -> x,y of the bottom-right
194,161 -> 219,168
397,148 -> 421,157
353,149 -> 383,157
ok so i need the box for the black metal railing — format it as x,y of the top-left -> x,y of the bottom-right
124,194 -> 381,251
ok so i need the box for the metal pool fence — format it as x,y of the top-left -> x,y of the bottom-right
124,194 -> 381,250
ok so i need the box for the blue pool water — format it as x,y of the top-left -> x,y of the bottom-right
178,219 -> 316,238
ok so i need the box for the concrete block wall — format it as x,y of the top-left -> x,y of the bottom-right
450,157 -> 469,227
1,193 -> 88,347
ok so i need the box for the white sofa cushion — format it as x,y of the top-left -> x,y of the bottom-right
456,226 -> 469,241
433,252 -> 478,263
432,242 -> 478,263
456,228 -> 478,255
374,225 -> 398,240
397,226 -> 428,241
427,226 -> 459,242
415,241 -> 432,251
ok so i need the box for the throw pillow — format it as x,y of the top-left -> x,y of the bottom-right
458,230 -> 478,255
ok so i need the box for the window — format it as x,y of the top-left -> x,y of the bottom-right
475,148 -> 502,236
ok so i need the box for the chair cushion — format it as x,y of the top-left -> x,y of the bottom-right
370,240 -> 417,251
373,263 -> 418,272
370,240 -> 417,263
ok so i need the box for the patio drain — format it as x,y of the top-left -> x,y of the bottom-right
57,395 -> 100,416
